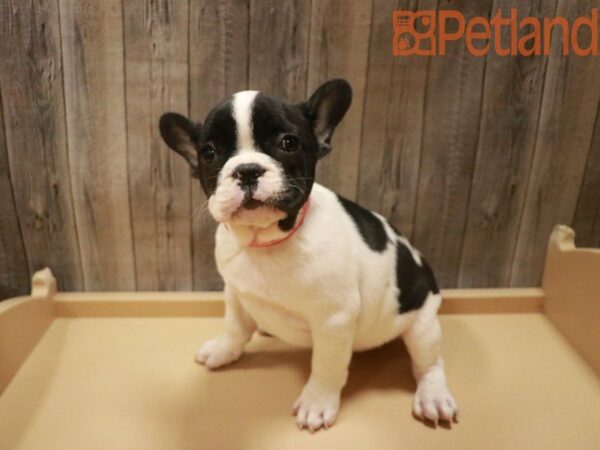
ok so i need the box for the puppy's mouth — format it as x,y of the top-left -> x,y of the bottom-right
242,197 -> 264,210
230,194 -> 286,228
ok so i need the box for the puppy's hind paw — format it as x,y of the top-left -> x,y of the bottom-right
194,336 -> 244,370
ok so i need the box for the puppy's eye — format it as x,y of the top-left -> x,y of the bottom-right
279,135 -> 299,152
199,144 -> 216,163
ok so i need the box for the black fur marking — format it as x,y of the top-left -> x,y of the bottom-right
193,100 -> 238,196
278,208 -> 301,232
251,94 -> 318,231
336,195 -> 388,252
395,241 -> 439,313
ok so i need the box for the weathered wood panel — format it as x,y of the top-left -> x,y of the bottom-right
458,0 -> 556,287
307,0 -> 373,199
123,0 -> 193,290
189,0 -> 250,289
510,0 -> 600,286
572,101 -> 600,248
358,0 -> 435,240
248,0 -> 310,101
0,91 -> 30,299
0,0 -> 599,296
0,0 -> 83,292
412,0 -> 492,288
59,0 -> 135,290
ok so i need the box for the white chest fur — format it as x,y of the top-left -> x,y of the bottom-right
214,184 -> 420,350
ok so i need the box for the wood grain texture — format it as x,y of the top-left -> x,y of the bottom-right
413,0 -> 492,288
189,0 -> 250,289
59,0 -> 135,290
307,0 -> 373,199
458,0 -> 556,287
572,100 -> 600,248
123,0 -> 193,290
248,0 -> 311,100
2,0 -> 600,296
0,90 -> 30,299
510,0 -> 600,286
0,0 -> 83,292
358,0 -> 435,240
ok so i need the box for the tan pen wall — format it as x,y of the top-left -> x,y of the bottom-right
543,226 -> 600,374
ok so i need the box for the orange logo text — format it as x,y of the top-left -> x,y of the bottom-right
393,9 -> 599,56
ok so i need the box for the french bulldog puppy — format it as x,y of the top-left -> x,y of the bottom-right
159,79 -> 458,432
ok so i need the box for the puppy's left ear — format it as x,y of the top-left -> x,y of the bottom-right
159,112 -> 201,170
301,79 -> 352,158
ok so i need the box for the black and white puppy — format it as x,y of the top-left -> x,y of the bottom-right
159,79 -> 458,432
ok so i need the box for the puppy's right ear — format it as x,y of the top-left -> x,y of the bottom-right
301,79 -> 352,159
159,112 -> 200,169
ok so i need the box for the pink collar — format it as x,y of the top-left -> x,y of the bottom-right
248,199 -> 311,248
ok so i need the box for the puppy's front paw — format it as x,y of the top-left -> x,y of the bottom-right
413,382 -> 459,424
292,382 -> 340,432
194,336 -> 244,370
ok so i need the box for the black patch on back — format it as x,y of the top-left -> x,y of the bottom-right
336,195 -> 388,252
395,241 -> 439,313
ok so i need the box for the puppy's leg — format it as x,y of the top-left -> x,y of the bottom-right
195,285 -> 256,370
293,312 -> 355,432
403,293 -> 459,424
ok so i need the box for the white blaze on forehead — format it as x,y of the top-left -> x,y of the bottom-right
232,90 -> 259,152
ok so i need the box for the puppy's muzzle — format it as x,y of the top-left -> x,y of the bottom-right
233,163 -> 266,209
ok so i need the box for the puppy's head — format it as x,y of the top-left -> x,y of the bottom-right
159,79 -> 352,230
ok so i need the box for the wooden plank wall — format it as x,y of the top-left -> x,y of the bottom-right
0,0 -> 599,297
123,0 -> 192,290
0,0 -> 84,295
459,0 -> 557,287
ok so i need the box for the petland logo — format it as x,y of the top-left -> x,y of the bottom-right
393,9 -> 599,56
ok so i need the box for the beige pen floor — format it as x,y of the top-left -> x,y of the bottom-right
1,313 -> 599,450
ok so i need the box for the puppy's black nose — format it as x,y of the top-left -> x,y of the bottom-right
232,163 -> 266,187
